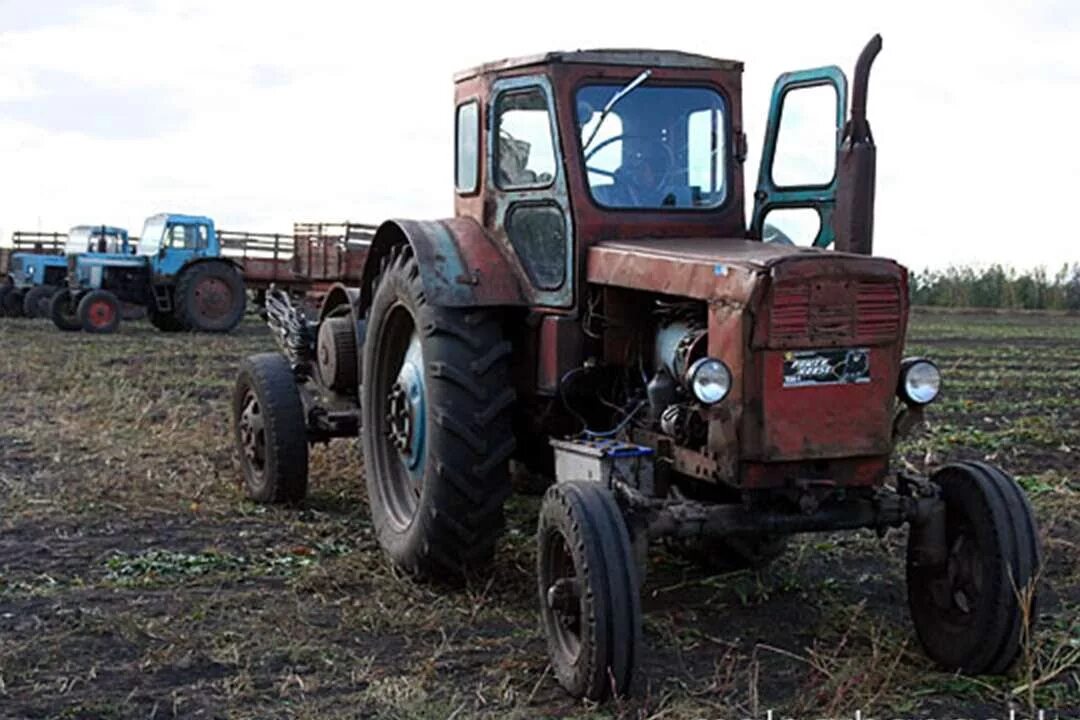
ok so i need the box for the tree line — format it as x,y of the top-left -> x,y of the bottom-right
909,263 -> 1080,310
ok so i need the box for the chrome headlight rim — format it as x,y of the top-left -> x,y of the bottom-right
898,357 -> 942,406
686,356 -> 732,405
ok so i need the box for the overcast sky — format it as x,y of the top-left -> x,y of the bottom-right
1,0 -> 1076,270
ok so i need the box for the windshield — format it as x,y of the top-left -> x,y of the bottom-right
577,84 -> 728,210
137,217 -> 168,256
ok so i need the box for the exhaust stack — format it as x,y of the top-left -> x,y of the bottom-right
833,34 -> 882,256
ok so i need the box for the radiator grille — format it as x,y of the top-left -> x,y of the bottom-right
767,279 -> 902,346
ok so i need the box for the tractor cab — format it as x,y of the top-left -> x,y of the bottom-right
136,213 -> 220,279
65,225 -> 133,256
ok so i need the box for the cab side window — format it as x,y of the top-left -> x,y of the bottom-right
167,224 -> 208,250
495,88 -> 556,189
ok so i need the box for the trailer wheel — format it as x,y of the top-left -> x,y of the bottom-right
0,285 -> 11,318
77,289 -> 121,334
907,461 -> 1041,675
361,245 -> 515,579
317,316 -> 358,393
148,309 -> 187,332
175,261 -> 246,332
23,285 -> 56,319
232,353 -> 309,504
50,289 -> 81,331
538,481 -> 641,701
2,288 -> 26,317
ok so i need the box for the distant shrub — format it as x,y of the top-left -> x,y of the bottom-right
910,263 -> 1080,310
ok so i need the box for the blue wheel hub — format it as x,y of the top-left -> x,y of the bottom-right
387,333 -> 426,484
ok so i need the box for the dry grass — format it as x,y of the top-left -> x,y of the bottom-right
0,311 -> 1077,719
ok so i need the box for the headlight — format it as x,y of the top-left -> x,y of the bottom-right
898,358 -> 941,405
686,357 -> 732,405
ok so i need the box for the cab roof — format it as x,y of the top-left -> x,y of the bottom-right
454,49 -> 743,82
70,225 -> 128,236
146,212 -> 214,225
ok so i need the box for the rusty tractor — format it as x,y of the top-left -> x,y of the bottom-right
233,36 -> 1041,700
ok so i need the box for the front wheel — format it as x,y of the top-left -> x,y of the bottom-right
2,288 -> 26,317
538,481 -> 641,701
50,289 -> 82,332
907,461 -> 1041,675
232,353 -> 309,504
175,262 -> 246,332
361,245 -> 515,579
77,289 -> 121,334
23,285 -> 56,318
0,285 -> 11,318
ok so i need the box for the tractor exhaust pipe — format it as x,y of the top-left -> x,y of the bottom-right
833,34 -> 882,256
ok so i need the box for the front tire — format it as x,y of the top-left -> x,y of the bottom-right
3,288 -> 26,317
23,285 -> 56,318
175,262 -> 246,332
361,245 -> 515,579
232,353 -> 309,504
77,289 -> 121,334
538,481 -> 641,701
907,461 -> 1041,675
50,289 -> 81,331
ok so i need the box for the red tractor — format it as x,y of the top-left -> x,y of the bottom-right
233,36 -> 1040,700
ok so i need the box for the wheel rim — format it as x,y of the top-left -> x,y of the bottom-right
238,388 -> 266,482
193,276 -> 233,321
373,303 -> 427,529
87,299 -> 115,329
541,527 -> 583,664
925,514 -> 983,626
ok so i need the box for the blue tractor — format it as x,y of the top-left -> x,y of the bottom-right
1,226 -> 132,318
0,233 -> 68,318
51,213 -> 246,334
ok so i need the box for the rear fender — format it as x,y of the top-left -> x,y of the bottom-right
358,218 -> 527,313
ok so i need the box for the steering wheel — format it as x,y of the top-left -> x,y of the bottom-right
584,134 -> 675,197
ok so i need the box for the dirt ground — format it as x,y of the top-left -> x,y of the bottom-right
0,310 -> 1077,720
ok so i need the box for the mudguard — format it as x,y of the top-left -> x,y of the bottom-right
359,218 -> 527,310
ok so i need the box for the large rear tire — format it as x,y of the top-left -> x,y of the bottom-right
23,285 -> 56,319
361,245 -> 515,579
175,261 -> 246,332
233,353 -> 309,504
907,461 -> 1041,675
0,285 -> 11,318
50,289 -> 81,331
538,481 -> 641,701
77,289 -> 121,334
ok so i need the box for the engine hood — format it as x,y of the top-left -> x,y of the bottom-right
586,237 -> 904,302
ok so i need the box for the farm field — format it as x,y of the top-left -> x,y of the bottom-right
0,310 -> 1077,720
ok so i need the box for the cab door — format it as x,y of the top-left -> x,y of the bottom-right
750,67 -> 847,248
487,75 -> 575,308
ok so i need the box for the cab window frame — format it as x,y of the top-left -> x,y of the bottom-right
493,85 -> 558,192
455,99 -> 481,195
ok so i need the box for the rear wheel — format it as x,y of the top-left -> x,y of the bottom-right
50,289 -> 81,331
23,285 -> 56,318
233,353 -> 309,503
175,262 -> 246,332
907,461 -> 1041,674
361,245 -> 515,579
317,316 -> 358,393
0,285 -> 11,318
538,481 -> 641,701
3,288 -> 26,317
77,289 -> 121,334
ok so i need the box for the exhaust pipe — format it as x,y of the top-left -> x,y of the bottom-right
833,34 -> 882,255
